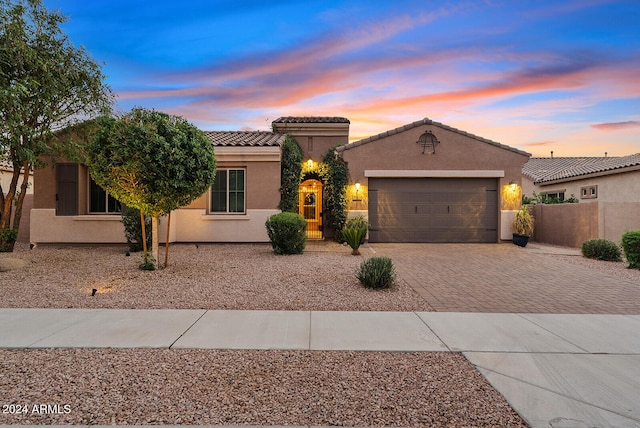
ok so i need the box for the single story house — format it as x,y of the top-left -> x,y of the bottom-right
30,117 -> 531,244
522,154 -> 640,246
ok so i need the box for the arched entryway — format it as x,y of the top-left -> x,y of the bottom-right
299,179 -> 323,239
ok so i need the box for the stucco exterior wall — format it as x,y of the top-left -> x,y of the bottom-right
530,203 -> 599,248
601,202 -> 640,242
30,146 -> 281,244
524,169 -> 640,246
33,164 -> 56,209
272,122 -> 349,162
1,168 -> 33,195
340,123 -> 530,242
30,209 -> 127,244
341,124 -> 527,185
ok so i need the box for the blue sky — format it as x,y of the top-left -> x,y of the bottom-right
43,0 -> 640,156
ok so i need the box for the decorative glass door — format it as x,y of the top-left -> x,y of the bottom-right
299,179 -> 323,239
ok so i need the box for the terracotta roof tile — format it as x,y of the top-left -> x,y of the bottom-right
523,153 -> 640,183
204,131 -> 285,147
272,116 -> 350,124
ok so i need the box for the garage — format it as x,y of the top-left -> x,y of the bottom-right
368,177 -> 498,243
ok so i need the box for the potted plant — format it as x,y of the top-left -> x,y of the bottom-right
512,205 -> 534,247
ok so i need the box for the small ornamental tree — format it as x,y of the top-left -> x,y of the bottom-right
89,108 -> 216,269
0,0 -> 113,251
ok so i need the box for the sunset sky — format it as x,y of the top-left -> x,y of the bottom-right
43,0 -> 639,157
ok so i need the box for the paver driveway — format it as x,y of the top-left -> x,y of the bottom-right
370,243 -> 640,314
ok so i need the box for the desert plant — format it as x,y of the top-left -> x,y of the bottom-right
0,229 -> 18,252
121,206 -> 152,252
356,256 -> 396,289
139,254 -> 157,271
345,215 -> 368,230
621,231 -> 640,269
343,228 -> 367,255
581,239 -> 622,261
265,212 -> 307,254
512,206 -> 534,236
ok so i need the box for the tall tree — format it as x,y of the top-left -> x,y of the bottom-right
0,0 -> 113,251
89,108 -> 217,269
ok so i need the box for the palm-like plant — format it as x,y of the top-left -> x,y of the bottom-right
343,228 -> 367,255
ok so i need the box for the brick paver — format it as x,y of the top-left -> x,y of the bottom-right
370,243 -> 640,314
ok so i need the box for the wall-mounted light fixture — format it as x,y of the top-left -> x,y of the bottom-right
307,159 -> 313,169
353,182 -> 362,202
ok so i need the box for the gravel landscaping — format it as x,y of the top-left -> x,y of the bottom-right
0,349 -> 526,427
0,242 -> 427,311
3,240 -> 636,426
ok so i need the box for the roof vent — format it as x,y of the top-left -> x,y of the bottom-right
416,130 -> 440,154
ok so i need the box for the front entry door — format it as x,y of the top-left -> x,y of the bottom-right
299,179 -> 323,239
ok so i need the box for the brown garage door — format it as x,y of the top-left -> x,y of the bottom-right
368,178 -> 498,243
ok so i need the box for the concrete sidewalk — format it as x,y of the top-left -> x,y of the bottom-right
1,308 -> 639,427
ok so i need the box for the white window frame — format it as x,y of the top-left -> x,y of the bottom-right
580,185 -> 598,199
210,168 -> 246,214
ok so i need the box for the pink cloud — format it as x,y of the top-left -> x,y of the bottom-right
341,60 -> 594,115
591,121 -> 640,130
523,141 -> 555,147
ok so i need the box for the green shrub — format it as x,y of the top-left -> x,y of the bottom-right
345,215 -> 368,230
581,239 -> 622,261
0,229 -> 18,252
121,207 -> 152,252
343,228 -> 367,255
621,231 -> 640,269
139,254 -> 157,271
265,212 -> 307,255
357,256 -> 396,289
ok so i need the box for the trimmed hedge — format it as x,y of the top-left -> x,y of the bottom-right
265,212 -> 307,255
621,231 -> 640,269
581,239 -> 622,261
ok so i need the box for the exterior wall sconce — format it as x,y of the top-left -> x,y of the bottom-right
307,159 -> 313,169
353,182 -> 362,202
509,180 -> 517,190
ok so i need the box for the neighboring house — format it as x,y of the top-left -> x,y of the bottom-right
522,154 -> 640,246
30,117 -> 531,244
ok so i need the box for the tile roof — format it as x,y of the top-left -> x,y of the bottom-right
203,131 -> 285,147
523,153 -> 640,184
272,116 -> 350,124
336,117 -> 530,156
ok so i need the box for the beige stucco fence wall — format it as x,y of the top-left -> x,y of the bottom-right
530,202 -> 640,248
